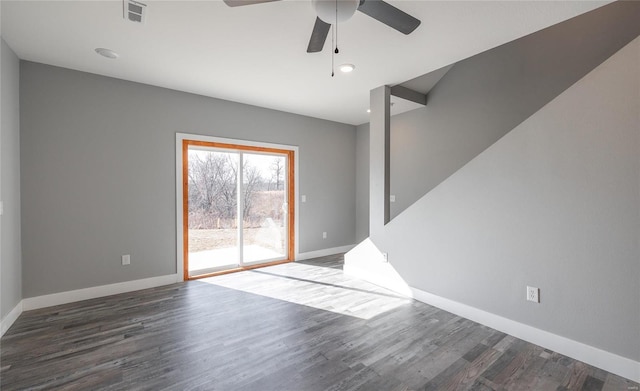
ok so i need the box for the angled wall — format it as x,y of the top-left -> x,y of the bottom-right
373,34 -> 640,373
358,1 -> 640,227
351,0 -> 640,379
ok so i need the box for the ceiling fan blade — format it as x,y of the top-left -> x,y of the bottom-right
307,17 -> 331,53
357,0 -> 421,35
223,0 -> 280,7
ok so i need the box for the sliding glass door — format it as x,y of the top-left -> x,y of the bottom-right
186,148 -> 240,273
241,153 -> 288,265
183,140 -> 294,279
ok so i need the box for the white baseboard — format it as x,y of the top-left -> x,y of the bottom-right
22,274 -> 181,311
296,244 -> 355,261
410,287 -> 640,383
1,301 -> 23,337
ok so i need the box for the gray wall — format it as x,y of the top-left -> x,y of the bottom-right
1,38 -> 22,319
355,1 -> 640,361
376,36 -> 640,361
358,1 -> 640,224
20,62 -> 356,298
354,124 -> 368,243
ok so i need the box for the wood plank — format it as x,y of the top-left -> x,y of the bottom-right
1,255 -> 637,391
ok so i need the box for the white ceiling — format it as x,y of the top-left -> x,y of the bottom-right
1,0 -> 608,125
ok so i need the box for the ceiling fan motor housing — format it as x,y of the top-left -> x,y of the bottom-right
312,0 -> 359,24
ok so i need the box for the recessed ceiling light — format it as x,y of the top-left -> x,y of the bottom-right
339,64 -> 355,73
95,48 -> 119,59
367,109 -> 371,113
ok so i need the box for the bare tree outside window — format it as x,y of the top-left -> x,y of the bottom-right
187,149 -> 287,264
270,157 -> 284,191
188,151 -> 239,229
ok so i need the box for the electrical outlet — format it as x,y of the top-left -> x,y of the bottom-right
122,254 -> 131,266
322,232 -> 327,239
382,252 -> 388,262
526,286 -> 539,303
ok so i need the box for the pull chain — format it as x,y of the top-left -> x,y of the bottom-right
331,24 -> 335,77
331,0 -> 339,77
334,0 -> 339,54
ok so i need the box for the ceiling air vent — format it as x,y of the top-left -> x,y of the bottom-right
124,0 -> 147,24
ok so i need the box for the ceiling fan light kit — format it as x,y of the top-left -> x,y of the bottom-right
312,0 -> 359,24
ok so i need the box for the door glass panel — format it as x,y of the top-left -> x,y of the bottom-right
242,153 -> 287,264
187,148 -> 239,276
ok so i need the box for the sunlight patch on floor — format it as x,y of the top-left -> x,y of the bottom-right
199,262 -> 412,320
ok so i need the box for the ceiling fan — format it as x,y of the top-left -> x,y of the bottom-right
223,0 -> 421,53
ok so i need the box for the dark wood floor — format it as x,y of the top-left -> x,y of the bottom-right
1,254 -> 637,390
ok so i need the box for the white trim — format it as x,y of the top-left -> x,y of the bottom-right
176,133 -> 299,280
410,287 -> 640,383
22,274 -> 180,311
296,244 -> 355,261
1,301 -> 23,336
237,152 -> 244,266
176,134 -> 183,280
